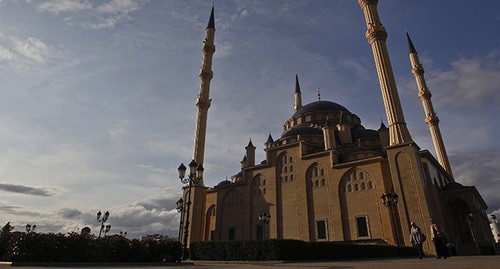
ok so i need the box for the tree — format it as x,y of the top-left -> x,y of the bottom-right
1,222 -> 14,235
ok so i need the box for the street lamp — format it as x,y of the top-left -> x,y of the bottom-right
97,210 -> 110,238
178,160 -> 203,260
25,224 -> 36,233
258,213 -> 271,239
176,198 -> 184,242
381,190 -> 400,256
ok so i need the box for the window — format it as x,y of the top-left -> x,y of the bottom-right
256,225 -> 263,240
356,216 -> 369,238
229,227 -> 236,240
316,219 -> 328,240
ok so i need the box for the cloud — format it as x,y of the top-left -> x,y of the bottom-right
96,0 -> 139,14
33,0 -> 145,29
0,32 -> 49,65
451,149 -> 500,214
36,0 -> 92,14
0,201 -> 47,217
58,208 -> 83,219
11,37 -> 49,63
427,52 -> 500,108
0,182 -> 57,196
0,44 -> 13,60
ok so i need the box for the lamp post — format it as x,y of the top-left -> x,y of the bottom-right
178,160 -> 204,260
176,198 -> 184,242
258,213 -> 271,239
381,190 -> 400,256
25,224 -> 36,233
96,210 -> 110,238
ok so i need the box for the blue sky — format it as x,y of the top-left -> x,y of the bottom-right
0,0 -> 499,239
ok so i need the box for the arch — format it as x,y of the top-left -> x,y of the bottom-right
205,204 -> 216,241
339,167 -> 377,241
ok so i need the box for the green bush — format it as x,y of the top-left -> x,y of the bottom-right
190,239 -> 416,261
0,231 -> 181,263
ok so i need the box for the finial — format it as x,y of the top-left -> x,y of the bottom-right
405,31 -> 417,54
207,5 -> 215,29
317,88 -> 321,101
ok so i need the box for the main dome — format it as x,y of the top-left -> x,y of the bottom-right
292,101 -> 352,118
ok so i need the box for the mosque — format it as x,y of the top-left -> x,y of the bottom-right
178,1 -> 496,255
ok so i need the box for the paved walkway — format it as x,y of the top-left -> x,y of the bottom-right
4,256 -> 499,268
190,256 -> 500,269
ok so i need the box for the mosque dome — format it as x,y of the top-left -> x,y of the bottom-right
292,101 -> 352,118
281,100 -> 361,139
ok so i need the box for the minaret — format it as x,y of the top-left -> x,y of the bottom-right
294,74 -> 302,111
192,6 -> 215,185
407,33 -> 453,177
358,0 -> 412,146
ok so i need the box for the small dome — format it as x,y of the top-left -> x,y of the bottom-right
292,101 -> 352,118
281,125 -> 323,139
215,180 -> 231,188
356,129 -> 379,138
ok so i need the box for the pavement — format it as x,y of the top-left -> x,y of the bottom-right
189,256 -> 499,269
3,256 -> 499,268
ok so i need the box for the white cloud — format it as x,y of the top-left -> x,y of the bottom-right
427,52 -> 500,108
11,36 -> 49,63
36,0 -> 92,14
0,45 -> 13,60
96,0 -> 139,14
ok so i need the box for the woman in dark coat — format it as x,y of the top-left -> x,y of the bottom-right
430,218 -> 450,259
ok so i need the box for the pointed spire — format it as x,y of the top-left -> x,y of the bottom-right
207,5 -> 215,29
246,138 -> 256,149
406,32 -> 417,54
295,74 -> 301,93
266,132 -> 274,144
317,88 -> 321,101
378,120 -> 387,130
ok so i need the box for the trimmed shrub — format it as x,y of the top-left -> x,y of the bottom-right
190,239 -> 416,261
0,231 -> 181,263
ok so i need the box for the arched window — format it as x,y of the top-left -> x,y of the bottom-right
361,182 -> 366,190
354,183 -> 359,191
368,181 -> 373,189
347,184 -> 352,192
321,178 -> 326,186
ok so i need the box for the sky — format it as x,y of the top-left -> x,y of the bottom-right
0,0 -> 499,239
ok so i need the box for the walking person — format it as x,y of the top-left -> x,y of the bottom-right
410,222 -> 426,259
430,218 -> 450,259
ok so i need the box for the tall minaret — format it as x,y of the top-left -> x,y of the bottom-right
294,74 -> 302,111
407,33 -> 453,177
358,0 -> 412,146
192,6 -> 215,185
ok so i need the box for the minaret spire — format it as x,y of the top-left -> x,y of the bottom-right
407,32 -> 453,178
294,74 -> 302,111
192,7 -> 216,185
358,0 -> 412,146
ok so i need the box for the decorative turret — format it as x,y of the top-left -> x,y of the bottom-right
322,119 -> 336,150
294,74 -> 303,112
358,0 -> 413,146
192,6 -> 216,185
378,121 -> 389,149
245,139 -> 256,167
265,132 -> 274,148
336,111 -> 352,145
407,32 -> 453,177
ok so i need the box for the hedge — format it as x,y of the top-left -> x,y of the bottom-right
0,232 -> 181,263
190,239 -> 417,261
